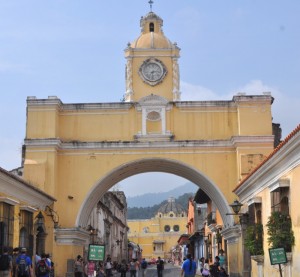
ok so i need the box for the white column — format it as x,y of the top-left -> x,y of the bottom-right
142,108 -> 147,135
161,108 -> 166,135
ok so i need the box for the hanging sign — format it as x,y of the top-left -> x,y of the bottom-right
88,244 -> 105,261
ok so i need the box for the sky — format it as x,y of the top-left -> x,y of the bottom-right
0,1 -> 299,196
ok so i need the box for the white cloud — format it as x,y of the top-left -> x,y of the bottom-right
234,80 -> 299,137
234,79 -> 275,95
181,79 -> 299,138
181,81 -> 230,101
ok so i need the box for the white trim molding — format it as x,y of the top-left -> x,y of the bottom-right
269,178 -> 290,192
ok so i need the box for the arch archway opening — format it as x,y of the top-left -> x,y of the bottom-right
77,158 -> 234,229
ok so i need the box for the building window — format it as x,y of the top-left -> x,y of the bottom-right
0,202 -> 14,249
248,203 -> 262,225
164,225 -> 170,232
147,111 -> 161,121
173,225 -> 179,232
271,187 -> 289,213
19,210 -> 33,256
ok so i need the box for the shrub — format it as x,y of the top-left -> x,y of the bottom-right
244,223 -> 264,256
266,211 -> 295,252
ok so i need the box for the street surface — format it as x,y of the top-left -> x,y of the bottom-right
113,263 -> 182,276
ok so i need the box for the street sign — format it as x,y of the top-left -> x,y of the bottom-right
88,244 -> 105,261
269,248 -> 287,265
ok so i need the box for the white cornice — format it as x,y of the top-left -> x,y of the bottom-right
233,95 -> 273,104
62,103 -> 132,111
20,206 -> 38,212
269,178 -> 290,192
27,97 -> 63,109
247,197 -> 262,206
24,136 -> 273,151
221,225 -> 241,244
54,228 -> 90,245
0,197 -> 20,205
175,101 -> 235,108
231,136 -> 274,146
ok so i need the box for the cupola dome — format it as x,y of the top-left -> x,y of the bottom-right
156,197 -> 186,217
130,12 -> 175,49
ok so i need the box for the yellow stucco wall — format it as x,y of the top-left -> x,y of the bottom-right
128,216 -> 187,259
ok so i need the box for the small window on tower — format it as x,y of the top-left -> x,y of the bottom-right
149,23 -> 154,32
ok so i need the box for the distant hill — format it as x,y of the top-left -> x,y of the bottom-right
127,192 -> 194,219
127,182 -> 197,208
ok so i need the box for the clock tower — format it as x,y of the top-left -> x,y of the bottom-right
124,9 -> 181,102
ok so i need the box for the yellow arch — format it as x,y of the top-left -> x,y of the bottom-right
76,157 -> 234,228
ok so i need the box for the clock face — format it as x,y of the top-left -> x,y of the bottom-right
139,58 -> 167,86
142,62 -> 163,82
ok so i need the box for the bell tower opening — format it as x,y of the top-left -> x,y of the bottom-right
149,22 -> 154,32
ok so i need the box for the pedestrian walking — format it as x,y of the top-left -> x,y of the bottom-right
181,253 -> 196,277
36,253 -> 51,277
156,257 -> 164,277
119,259 -> 128,277
85,260 -> 95,277
74,255 -> 84,277
0,247 -> 12,277
198,257 -> 204,275
201,259 -> 210,277
104,257 -> 113,277
140,258 -> 147,277
12,248 -> 19,277
16,248 -> 32,277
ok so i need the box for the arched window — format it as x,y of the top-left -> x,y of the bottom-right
280,196 -> 289,215
256,210 -> 262,224
19,210 -> 33,256
149,23 -> 154,32
19,227 -> 27,248
0,202 -> 14,248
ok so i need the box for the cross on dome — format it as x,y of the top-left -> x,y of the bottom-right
148,0 -> 154,12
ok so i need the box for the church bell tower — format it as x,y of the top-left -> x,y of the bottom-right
124,5 -> 181,102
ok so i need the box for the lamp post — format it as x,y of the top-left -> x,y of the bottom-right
227,200 -> 250,277
87,225 -> 98,244
229,200 -> 243,215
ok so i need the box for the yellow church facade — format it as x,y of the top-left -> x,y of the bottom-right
21,8 -> 277,277
128,197 -> 187,261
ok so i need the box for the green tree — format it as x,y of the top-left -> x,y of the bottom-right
244,223 -> 264,256
127,193 -> 193,219
266,211 -> 295,252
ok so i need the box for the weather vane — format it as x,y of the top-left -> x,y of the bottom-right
148,0 -> 154,12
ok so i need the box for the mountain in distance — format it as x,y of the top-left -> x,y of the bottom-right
127,182 -> 197,208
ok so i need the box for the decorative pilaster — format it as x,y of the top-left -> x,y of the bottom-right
286,252 -> 292,277
172,58 -> 181,101
251,255 -> 264,277
125,58 -> 133,102
240,214 -> 251,277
